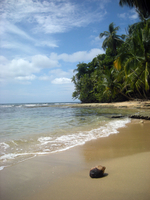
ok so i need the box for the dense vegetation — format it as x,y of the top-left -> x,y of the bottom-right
72,7 -> 150,103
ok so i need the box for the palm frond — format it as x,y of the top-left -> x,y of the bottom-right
114,57 -> 122,70
109,22 -> 115,33
124,57 -> 135,75
119,0 -> 134,7
99,31 -> 109,38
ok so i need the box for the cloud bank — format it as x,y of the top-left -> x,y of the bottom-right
0,48 -> 103,83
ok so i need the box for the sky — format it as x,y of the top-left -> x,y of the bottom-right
0,0 -> 140,103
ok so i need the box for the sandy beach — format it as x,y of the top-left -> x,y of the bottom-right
0,116 -> 150,200
68,100 -> 150,109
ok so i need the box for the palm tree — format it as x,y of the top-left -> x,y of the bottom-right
114,21 -> 150,99
71,63 -> 88,100
119,0 -> 150,17
99,22 -> 125,56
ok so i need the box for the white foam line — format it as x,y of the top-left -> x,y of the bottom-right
0,118 -> 131,170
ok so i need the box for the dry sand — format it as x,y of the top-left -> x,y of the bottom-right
0,119 -> 150,200
68,100 -> 150,109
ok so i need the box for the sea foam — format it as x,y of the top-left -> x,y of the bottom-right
37,118 -> 131,153
0,142 -> 10,150
0,118 -> 131,170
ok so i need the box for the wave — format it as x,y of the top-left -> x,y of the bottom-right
38,117 -> 130,150
0,118 -> 130,170
0,105 -> 14,108
0,102 -> 79,109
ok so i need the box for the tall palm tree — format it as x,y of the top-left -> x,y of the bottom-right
119,0 -> 150,17
99,22 -> 125,56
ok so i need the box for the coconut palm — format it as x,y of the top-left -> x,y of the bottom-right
99,22 -> 125,56
114,21 -> 150,98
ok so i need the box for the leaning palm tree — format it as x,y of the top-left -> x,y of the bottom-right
119,0 -> 150,16
99,22 -> 125,56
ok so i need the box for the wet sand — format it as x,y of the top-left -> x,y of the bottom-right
0,120 -> 150,200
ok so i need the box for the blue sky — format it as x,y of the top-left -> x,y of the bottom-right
0,0 -> 139,103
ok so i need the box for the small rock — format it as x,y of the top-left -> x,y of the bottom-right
89,165 -> 106,178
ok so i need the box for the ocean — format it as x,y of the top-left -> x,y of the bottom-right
0,102 -> 148,171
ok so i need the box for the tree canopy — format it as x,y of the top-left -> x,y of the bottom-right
72,10 -> 150,103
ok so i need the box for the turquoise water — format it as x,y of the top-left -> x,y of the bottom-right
0,102 -> 148,170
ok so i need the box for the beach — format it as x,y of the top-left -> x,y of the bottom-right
0,116 -> 150,200
68,100 -> 150,109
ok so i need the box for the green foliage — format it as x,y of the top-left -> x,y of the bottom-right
99,22 -> 125,56
115,17 -> 150,99
72,13 -> 150,103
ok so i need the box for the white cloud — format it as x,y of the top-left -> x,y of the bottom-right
0,0 -> 107,61
0,0 -> 107,58
15,74 -> 36,81
118,9 -> 139,20
118,13 -> 127,19
0,58 -> 38,79
38,69 -> 73,82
51,78 -> 71,84
35,41 -> 58,48
0,21 -> 58,51
0,55 -> 59,82
38,75 -> 50,81
0,48 -> 103,83
0,56 -> 7,63
129,10 -> 139,20
0,0 -> 106,35
0,39 -> 39,56
49,69 -> 73,77
32,55 -> 60,69
0,20 -> 34,41
50,48 -> 104,63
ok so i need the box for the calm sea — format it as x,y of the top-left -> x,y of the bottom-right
0,102 -> 148,170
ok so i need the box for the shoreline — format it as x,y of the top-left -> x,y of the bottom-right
68,100 -> 150,109
0,119 -> 150,200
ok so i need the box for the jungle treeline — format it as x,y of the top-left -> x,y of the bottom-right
72,9 -> 150,103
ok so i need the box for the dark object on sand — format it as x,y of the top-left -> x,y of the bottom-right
89,165 -> 106,178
